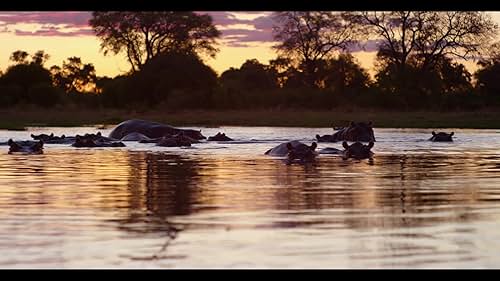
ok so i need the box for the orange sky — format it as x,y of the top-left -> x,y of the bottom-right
0,12 -> 499,78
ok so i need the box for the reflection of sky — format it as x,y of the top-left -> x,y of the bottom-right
1,127 -> 500,267
0,12 -> 498,77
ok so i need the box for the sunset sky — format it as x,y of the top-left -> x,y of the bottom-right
0,11 -> 499,78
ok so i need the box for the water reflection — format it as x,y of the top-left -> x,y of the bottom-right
0,127 -> 500,267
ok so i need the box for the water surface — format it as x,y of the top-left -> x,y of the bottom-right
0,126 -> 499,268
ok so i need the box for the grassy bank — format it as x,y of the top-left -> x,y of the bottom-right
2,107 -> 500,129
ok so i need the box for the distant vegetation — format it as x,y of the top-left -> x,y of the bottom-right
1,11 -> 500,115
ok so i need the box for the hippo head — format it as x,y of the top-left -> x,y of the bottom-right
8,139 -> 44,154
286,142 -> 317,163
73,135 -> 97,147
31,133 -> 65,142
431,131 -> 454,142
342,141 -> 374,160
345,121 -> 376,142
182,129 -> 206,140
208,132 -> 233,141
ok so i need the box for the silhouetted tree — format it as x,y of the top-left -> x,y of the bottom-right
475,42 -> 500,99
349,12 -> 497,73
89,11 -> 221,72
9,50 -> 50,66
119,51 -> 218,107
51,57 -> 97,93
1,53 -> 59,106
9,50 -> 29,64
220,59 -> 278,91
318,53 -> 371,93
272,12 -> 361,87
31,51 -> 50,66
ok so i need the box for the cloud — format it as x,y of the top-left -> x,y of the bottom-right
0,12 -> 92,37
206,12 -> 277,48
0,11 -> 380,53
14,28 -> 94,37
0,12 -> 91,28
347,39 -> 383,53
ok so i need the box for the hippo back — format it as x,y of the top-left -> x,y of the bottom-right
109,119 -> 175,139
333,122 -> 376,142
265,140 -> 302,156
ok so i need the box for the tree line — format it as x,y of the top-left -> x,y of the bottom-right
1,11 -> 500,111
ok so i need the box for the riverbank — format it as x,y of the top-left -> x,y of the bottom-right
2,108 -> 500,129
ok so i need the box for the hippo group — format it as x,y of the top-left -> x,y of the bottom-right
3,119 -> 456,164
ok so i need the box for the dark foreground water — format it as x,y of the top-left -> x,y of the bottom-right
0,126 -> 499,268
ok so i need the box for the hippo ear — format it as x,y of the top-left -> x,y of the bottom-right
368,121 -> 373,127
368,142 -> 374,149
342,141 -> 349,149
31,134 -> 35,139
350,121 -> 355,127
97,132 -> 101,136
61,135 -> 65,138
432,131 -> 436,136
316,134 -> 320,139
450,132 -> 454,136
50,133 -> 54,137
7,139 -> 13,146
310,142 -> 317,150
286,143 -> 293,151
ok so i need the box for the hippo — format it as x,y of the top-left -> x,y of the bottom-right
31,133 -> 65,142
8,139 -> 44,154
342,141 -> 374,160
429,131 -> 454,142
77,132 -> 117,142
316,121 -> 376,142
108,119 -> 206,140
31,133 -> 76,144
72,135 -> 125,148
207,132 -> 234,141
120,132 -> 156,142
318,147 -> 343,154
156,134 -> 194,147
265,140 -> 318,164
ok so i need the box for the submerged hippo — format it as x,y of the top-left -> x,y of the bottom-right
108,119 -> 206,140
31,133 -> 65,142
342,141 -> 374,160
316,121 -> 376,143
156,133 -> 195,147
265,141 -> 318,164
8,139 -> 44,154
72,135 -> 125,148
31,133 -> 75,144
429,131 -> 454,142
207,132 -> 234,141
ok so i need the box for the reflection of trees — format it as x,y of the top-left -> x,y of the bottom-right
118,152 -> 203,233
116,152 -> 205,260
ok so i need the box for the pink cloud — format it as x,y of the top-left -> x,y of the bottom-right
0,11 -> 378,53
14,28 -> 94,37
0,12 -> 92,28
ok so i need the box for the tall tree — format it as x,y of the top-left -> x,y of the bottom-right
349,11 -> 497,72
89,11 -> 221,72
272,12 -> 362,87
51,57 -> 97,93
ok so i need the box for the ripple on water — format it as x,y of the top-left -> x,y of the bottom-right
0,127 -> 500,268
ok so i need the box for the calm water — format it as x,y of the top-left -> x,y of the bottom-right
0,126 -> 500,268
